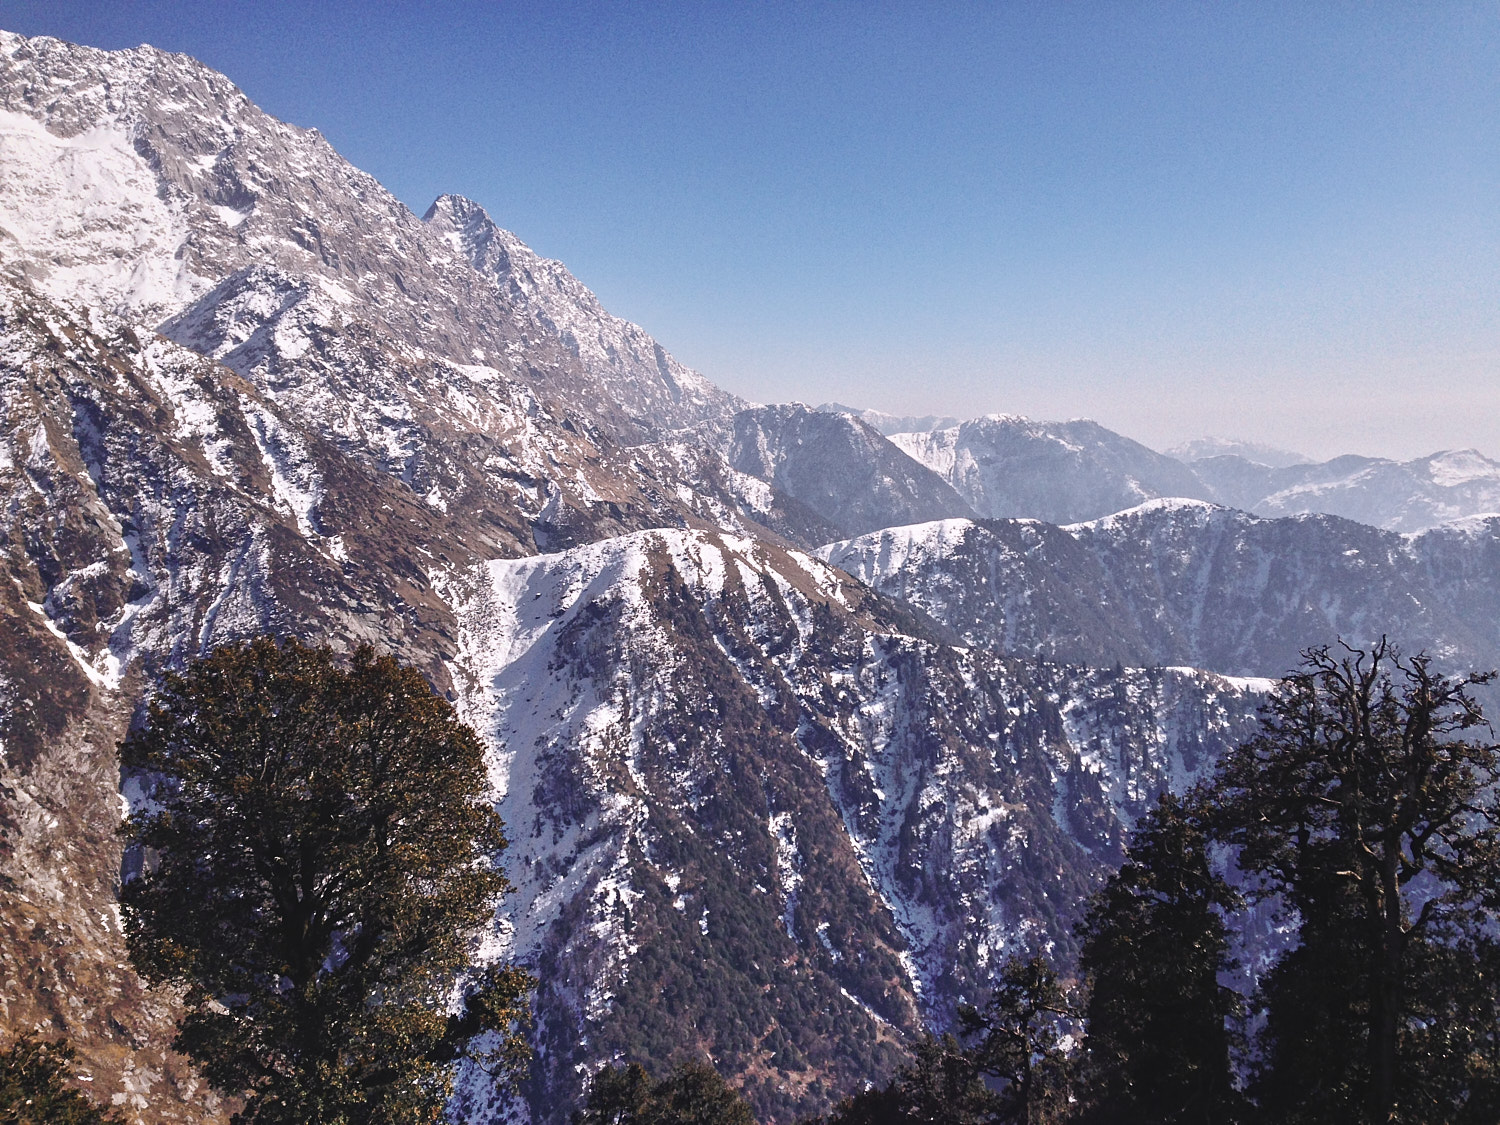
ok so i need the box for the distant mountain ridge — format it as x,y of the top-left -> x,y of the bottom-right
818,502 -> 1500,679
1188,448 -> 1500,532
1165,436 -> 1312,468
888,414 -> 1211,524
865,407 -> 1500,533
726,403 -> 975,537
816,401 -> 960,435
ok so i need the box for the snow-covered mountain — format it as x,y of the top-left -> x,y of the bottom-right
890,414 -> 1212,524
0,30 -> 735,443
0,279 -> 1264,1123
1189,449 -> 1500,532
425,193 -> 740,439
819,501 -> 1500,678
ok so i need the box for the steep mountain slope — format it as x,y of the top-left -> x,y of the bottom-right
425,194 -> 741,438
891,415 -> 1212,523
442,527 -> 1268,1122
1190,449 -> 1500,532
726,404 -> 974,538
820,501 -> 1500,678
0,30 -> 731,442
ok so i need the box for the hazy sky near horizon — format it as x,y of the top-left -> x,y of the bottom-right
3,1 -> 1497,459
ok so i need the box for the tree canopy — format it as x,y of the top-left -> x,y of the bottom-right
1211,640 -> 1500,1123
1075,793 -> 1243,1125
119,638 -> 532,1125
0,1036 -> 120,1125
822,955 -> 1076,1125
572,1061 -> 756,1125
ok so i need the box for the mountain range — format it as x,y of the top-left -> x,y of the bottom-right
2,29 -> 1499,1125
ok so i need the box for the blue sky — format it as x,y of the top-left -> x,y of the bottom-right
2,1 -> 1497,458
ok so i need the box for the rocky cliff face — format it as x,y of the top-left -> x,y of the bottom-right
424,194 -> 741,439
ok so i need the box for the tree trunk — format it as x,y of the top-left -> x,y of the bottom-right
1367,844 -> 1403,1122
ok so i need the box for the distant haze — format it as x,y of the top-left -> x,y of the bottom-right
4,1 -> 1496,460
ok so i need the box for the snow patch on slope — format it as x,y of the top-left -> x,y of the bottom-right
0,107 -> 202,318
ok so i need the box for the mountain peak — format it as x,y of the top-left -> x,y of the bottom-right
423,191 -> 494,230
0,32 -> 739,439
423,189 -> 741,435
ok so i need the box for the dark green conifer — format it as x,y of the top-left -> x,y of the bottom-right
958,955 -> 1075,1125
574,1060 -> 756,1125
822,1035 -> 992,1125
1074,792 -> 1242,1125
0,1036 -> 120,1125
119,638 -> 533,1124
1211,640 -> 1500,1123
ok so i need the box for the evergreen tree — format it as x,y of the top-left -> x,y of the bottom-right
1399,935 -> 1500,1124
1210,640 -> 1500,1123
120,638 -> 533,1125
821,1035 -> 994,1125
1075,793 -> 1242,1125
824,957 -> 1074,1125
958,955 -> 1075,1125
0,1036 -> 120,1125
573,1060 -> 756,1125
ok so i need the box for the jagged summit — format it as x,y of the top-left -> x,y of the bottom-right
424,192 -> 741,435
0,31 -> 735,442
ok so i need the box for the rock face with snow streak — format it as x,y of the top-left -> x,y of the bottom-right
726,404 -> 975,538
425,194 -> 740,439
440,527 -> 1267,1122
819,502 -> 1500,678
890,414 -> 1212,524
